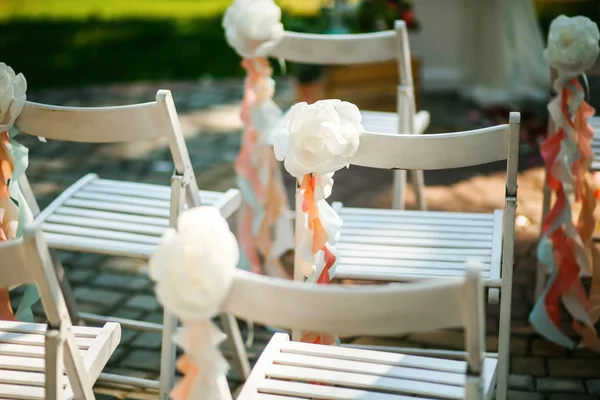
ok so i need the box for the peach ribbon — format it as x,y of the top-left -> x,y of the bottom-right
299,174 -> 338,345
235,57 -> 293,279
0,131 -> 18,321
531,78 -> 600,349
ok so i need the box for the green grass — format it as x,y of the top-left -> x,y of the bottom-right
0,0 -> 322,20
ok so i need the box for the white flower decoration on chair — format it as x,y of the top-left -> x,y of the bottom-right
149,206 -> 238,399
545,15 -> 600,77
223,0 -> 284,59
0,63 -> 26,133
275,99 -> 362,286
274,99 -> 363,178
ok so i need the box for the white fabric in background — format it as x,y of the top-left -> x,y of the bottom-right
460,0 -> 550,106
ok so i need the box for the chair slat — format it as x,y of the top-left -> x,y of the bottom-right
44,232 -> 155,258
42,223 -> 161,245
0,332 -> 95,349
341,207 -> 495,220
341,227 -> 493,242
337,247 -> 492,263
0,382 -> 45,400
336,243 -> 492,256
63,199 -> 170,218
258,379 -> 408,400
74,191 -> 170,209
264,364 -> 464,399
273,352 -> 466,386
46,214 -> 166,236
339,257 -> 492,271
335,266 -> 492,281
338,235 -> 493,249
341,220 -> 493,234
54,207 -> 169,227
340,214 -> 494,228
281,342 -> 466,373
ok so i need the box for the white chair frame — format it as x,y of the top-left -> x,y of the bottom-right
292,114 -> 520,400
14,90 -> 249,398
224,267 -> 490,399
0,225 -> 121,400
270,20 -> 430,210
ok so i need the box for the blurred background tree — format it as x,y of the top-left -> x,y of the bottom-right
0,0 -> 597,89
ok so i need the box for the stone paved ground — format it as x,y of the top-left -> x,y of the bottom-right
10,78 -> 600,399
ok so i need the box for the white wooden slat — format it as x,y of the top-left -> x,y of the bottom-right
335,265 -> 491,280
281,341 -> 467,373
341,207 -> 494,220
0,343 -> 45,358
258,379 -> 420,400
87,180 -> 222,203
338,235 -> 493,249
54,206 -> 169,227
0,355 -> 46,372
340,213 -> 494,228
45,214 -> 166,236
488,210 -> 504,281
336,242 -> 492,256
341,227 -> 493,242
254,394 -> 305,400
0,321 -> 100,338
339,257 -> 492,271
75,191 -> 170,209
337,247 -> 491,263
63,198 -> 170,218
0,369 -> 48,387
264,364 -> 464,399
43,232 -> 155,258
0,332 -> 94,349
42,223 -> 161,245
273,352 -> 466,387
0,383 -> 45,400
341,220 -> 493,234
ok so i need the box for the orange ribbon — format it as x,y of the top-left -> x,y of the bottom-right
299,174 -> 337,345
0,131 -> 16,321
170,355 -> 198,400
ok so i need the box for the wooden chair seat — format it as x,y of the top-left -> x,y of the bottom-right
0,320 -> 120,400
334,206 -> 503,289
38,173 -> 241,259
241,333 -> 498,400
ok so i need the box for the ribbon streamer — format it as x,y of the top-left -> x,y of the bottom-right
530,77 -> 600,349
0,128 -> 35,321
297,174 -> 341,345
235,57 -> 294,279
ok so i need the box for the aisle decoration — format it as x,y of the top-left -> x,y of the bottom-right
223,0 -> 295,279
530,15 -> 600,349
149,207 -> 237,400
274,99 -> 363,344
0,63 -> 35,322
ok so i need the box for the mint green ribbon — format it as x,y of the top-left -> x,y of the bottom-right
7,128 -> 38,321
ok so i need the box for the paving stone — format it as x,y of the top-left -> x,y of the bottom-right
508,374 -> 534,391
131,332 -> 163,350
119,330 -> 139,346
66,269 -> 96,284
548,359 -> 600,378
121,350 -> 161,372
537,378 -> 586,393
73,287 -> 127,308
508,390 -> 544,400
93,394 -> 120,400
547,395 -> 598,400
586,379 -> 600,395
111,308 -> 147,321
511,357 -> 547,377
483,335 -> 528,355
125,294 -> 160,311
532,339 -> 568,356
93,273 -> 149,291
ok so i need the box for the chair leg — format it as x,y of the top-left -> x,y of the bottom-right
159,312 -> 178,399
220,313 -> 251,380
410,169 -> 427,211
45,328 -> 64,400
496,285 -> 512,400
50,250 -> 81,325
392,170 -> 407,210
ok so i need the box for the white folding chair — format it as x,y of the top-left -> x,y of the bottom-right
13,90 -> 250,397
303,114 -> 519,400
270,20 -> 430,210
0,225 -> 121,400
224,266 -> 493,399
